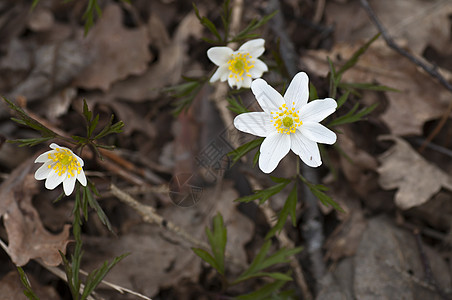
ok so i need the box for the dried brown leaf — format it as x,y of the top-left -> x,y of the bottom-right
377,135 -> 452,210
303,41 -> 450,135
325,0 -> 452,55
109,12 -> 203,101
0,158 -> 70,266
74,4 -> 151,91
354,216 -> 451,299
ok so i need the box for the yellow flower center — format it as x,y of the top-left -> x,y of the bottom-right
228,52 -> 254,81
47,147 -> 82,178
270,102 -> 302,135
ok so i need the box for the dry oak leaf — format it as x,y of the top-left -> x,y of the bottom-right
377,135 -> 452,210
302,41 -> 450,136
74,4 -> 151,91
0,158 -> 70,266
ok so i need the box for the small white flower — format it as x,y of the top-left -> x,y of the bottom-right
207,38 -> 268,89
234,72 -> 337,173
34,143 -> 87,196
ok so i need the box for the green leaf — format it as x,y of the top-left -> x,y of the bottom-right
8,136 -> 54,147
235,279 -> 287,300
82,0 -> 102,35
84,184 -> 112,231
230,10 -> 278,43
227,96 -> 250,114
328,102 -> 378,127
193,3 -> 222,43
93,116 -> 124,140
228,138 -> 264,166
233,240 -> 301,284
164,77 -> 207,115
192,248 -> 221,273
3,97 -> 57,140
337,33 -> 380,77
336,91 -> 350,109
309,83 -> 318,101
327,57 -> 341,99
30,0 -> 40,11
17,267 -> 40,300
235,178 -> 291,204
206,213 -> 227,275
299,175 -> 344,212
265,184 -> 297,239
81,253 -> 129,299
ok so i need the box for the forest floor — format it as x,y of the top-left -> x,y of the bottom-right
0,0 -> 452,299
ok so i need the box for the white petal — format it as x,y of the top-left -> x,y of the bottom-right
35,150 -> 54,163
207,47 -> 233,66
35,161 -> 53,180
284,72 -> 309,110
300,122 -> 336,144
237,77 -> 243,89
259,132 -> 291,173
49,143 -> 60,149
63,174 -> 77,196
238,38 -> 265,58
249,59 -> 268,78
251,79 -> 285,113
242,76 -> 252,88
228,75 -> 236,88
74,153 -> 84,167
290,131 -> 322,167
234,112 -> 273,137
77,169 -> 87,186
210,65 -> 229,83
299,98 -> 337,123
45,170 -> 65,190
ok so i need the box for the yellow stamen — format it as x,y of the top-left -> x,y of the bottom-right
228,52 -> 255,83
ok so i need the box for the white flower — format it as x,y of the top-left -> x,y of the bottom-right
233,72 -> 337,173
207,38 -> 268,89
34,143 -> 87,196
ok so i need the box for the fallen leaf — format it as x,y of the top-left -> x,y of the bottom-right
354,216 -> 451,299
9,39 -> 88,102
325,0 -> 452,55
0,158 -> 70,266
74,4 -> 152,91
303,41 -> 450,135
377,135 -> 452,210
337,127 -> 379,198
109,12 -> 203,101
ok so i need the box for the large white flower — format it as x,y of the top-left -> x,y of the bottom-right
207,38 -> 268,89
34,143 -> 87,196
234,72 -> 337,173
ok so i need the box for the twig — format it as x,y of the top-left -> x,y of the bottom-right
110,184 -> 209,250
267,0 -> 327,295
359,0 -> 452,94
359,0 -> 452,151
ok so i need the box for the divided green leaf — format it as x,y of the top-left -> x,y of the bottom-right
232,240 -> 301,284
235,177 -> 291,204
192,213 -> 227,275
228,138 -> 264,166
265,184 -> 297,239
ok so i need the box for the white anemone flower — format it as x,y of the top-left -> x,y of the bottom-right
207,38 -> 268,89
234,72 -> 337,173
34,143 -> 87,196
